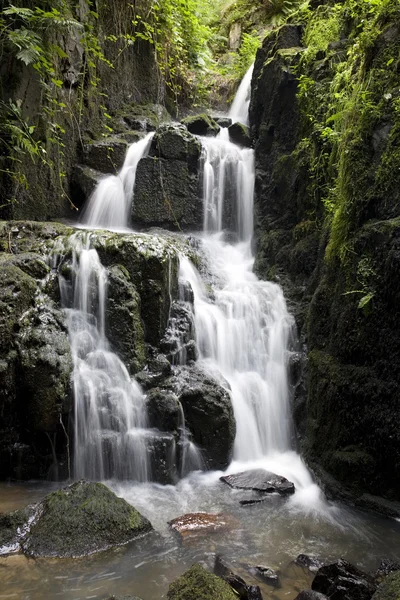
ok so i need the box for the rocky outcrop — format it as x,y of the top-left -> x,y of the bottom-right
0,480 -> 152,558
167,564 -> 238,600
250,4 -> 400,505
133,124 -> 203,231
0,0 -> 161,222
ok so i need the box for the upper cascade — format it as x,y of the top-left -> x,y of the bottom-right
229,63 -> 254,126
80,132 -> 154,230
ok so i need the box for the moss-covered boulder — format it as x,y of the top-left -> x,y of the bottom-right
150,123 -> 201,165
167,564 -> 237,600
372,572 -> 400,600
181,113 -> 220,136
19,480 -> 153,558
228,122 -> 252,148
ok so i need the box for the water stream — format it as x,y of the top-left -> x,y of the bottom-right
1,68 -> 400,600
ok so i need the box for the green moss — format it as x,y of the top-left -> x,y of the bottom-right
22,480 -> 152,558
372,572 -> 400,600
167,564 -> 237,600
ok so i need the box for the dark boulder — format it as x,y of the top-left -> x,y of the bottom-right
312,560 -> 377,600
294,592 -> 329,600
160,299 -> 197,365
136,353 -> 172,390
181,113 -> 220,136
147,431 -> 178,485
162,366 -> 236,470
83,136 -> 128,173
145,389 -> 182,433
167,564 -> 237,600
221,469 -> 295,495
20,480 -> 153,558
228,122 -> 252,147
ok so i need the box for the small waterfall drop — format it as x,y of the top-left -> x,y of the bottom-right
229,63 -> 254,125
81,132 -> 154,229
59,234 -> 150,481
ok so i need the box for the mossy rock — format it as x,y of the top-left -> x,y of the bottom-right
150,123 -> 201,164
167,564 -> 237,600
0,505 -> 36,553
181,113 -> 220,136
372,572 -> 400,600
228,122 -> 252,147
21,480 -> 153,558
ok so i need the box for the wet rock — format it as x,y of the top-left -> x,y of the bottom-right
133,156 -> 202,232
106,265 -> 145,374
21,480 -> 153,558
295,554 -> 325,573
147,431 -> 178,485
181,113 -> 220,136
372,571 -> 400,600
83,137 -> 128,173
150,123 -> 201,166
122,103 -> 170,132
71,164 -> 104,210
375,558 -> 400,579
168,564 -> 238,600
160,300 -> 197,364
0,252 -> 49,280
244,564 -> 280,586
214,117 -> 232,128
228,122 -> 252,147
312,560 -> 377,600
136,353 -> 172,390
294,592 -> 329,600
16,303 -> 72,433
168,512 -> 236,542
221,469 -> 295,495
162,366 -> 236,470
145,389 -> 182,433
0,505 -> 37,554
215,556 -> 264,600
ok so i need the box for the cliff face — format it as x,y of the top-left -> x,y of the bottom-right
0,0 -> 161,222
250,1 -> 400,504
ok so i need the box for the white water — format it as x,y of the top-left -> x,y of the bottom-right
229,63 -> 254,125
59,234 -> 150,481
80,132 -> 154,229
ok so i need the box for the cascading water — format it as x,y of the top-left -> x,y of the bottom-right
59,234 -> 150,481
229,63 -> 254,125
80,132 -> 154,229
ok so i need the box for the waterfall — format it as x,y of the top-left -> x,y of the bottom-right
59,234 -> 150,481
229,64 -> 254,126
180,63 -> 297,462
81,132 -> 154,229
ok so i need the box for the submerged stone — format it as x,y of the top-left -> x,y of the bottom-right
169,512 -> 236,541
294,592 -> 329,600
167,563 -> 237,600
220,469 -> 295,495
20,480 -> 152,558
243,563 -> 280,587
312,560 -> 376,600
215,556 -> 264,600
